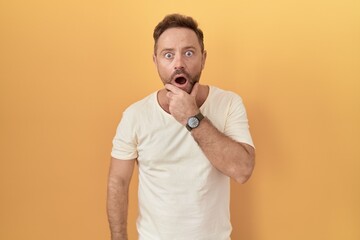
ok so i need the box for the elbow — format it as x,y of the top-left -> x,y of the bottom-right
235,171 -> 253,184
234,156 -> 255,184
234,169 -> 253,184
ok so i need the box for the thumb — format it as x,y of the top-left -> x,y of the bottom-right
190,82 -> 199,97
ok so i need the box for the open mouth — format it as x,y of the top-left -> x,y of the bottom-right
175,76 -> 187,85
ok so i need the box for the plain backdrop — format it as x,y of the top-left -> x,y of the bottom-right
1,0 -> 359,239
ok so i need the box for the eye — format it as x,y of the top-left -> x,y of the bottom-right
185,50 -> 193,57
164,52 -> 173,59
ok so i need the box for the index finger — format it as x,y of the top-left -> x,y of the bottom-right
165,84 -> 181,94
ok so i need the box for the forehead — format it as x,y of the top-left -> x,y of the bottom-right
156,27 -> 201,50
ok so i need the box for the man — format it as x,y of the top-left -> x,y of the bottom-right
107,13 -> 255,240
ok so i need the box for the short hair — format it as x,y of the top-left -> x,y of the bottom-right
153,13 -> 204,54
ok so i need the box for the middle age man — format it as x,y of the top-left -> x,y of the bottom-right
107,13 -> 255,240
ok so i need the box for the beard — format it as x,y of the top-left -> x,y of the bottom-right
186,72 -> 201,93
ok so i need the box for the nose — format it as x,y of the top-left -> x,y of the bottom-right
173,54 -> 185,70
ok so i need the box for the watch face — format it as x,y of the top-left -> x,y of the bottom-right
188,117 -> 199,128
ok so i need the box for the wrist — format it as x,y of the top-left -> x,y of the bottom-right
186,112 -> 204,131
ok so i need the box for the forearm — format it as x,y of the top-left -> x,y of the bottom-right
107,177 -> 129,240
191,118 -> 255,183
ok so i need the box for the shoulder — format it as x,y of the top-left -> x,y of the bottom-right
208,86 -> 244,104
123,92 -> 157,117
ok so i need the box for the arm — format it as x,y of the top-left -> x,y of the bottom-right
107,157 -> 135,240
191,118 -> 255,183
165,83 -> 255,183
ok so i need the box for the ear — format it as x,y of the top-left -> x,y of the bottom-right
201,50 -> 207,70
153,54 -> 157,65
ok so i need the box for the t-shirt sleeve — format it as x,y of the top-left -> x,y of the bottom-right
224,94 -> 255,148
111,110 -> 138,160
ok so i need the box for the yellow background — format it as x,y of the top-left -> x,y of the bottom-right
1,0 -> 359,239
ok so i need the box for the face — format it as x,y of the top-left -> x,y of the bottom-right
153,27 -> 207,93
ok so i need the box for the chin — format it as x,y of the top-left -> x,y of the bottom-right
185,82 -> 195,93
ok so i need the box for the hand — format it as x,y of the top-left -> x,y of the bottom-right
165,83 -> 200,125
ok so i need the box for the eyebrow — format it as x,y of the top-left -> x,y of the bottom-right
159,48 -> 174,54
159,46 -> 197,55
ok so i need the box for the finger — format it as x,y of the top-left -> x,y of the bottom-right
165,84 -> 181,94
166,91 -> 171,98
190,82 -> 199,97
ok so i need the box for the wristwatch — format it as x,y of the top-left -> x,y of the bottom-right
186,112 -> 204,131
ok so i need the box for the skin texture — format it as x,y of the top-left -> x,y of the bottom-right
153,27 -> 207,94
107,27 -> 255,240
107,158 -> 135,240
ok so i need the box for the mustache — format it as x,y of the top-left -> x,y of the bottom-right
171,69 -> 191,80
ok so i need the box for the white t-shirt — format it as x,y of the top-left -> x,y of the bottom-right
112,86 -> 254,240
